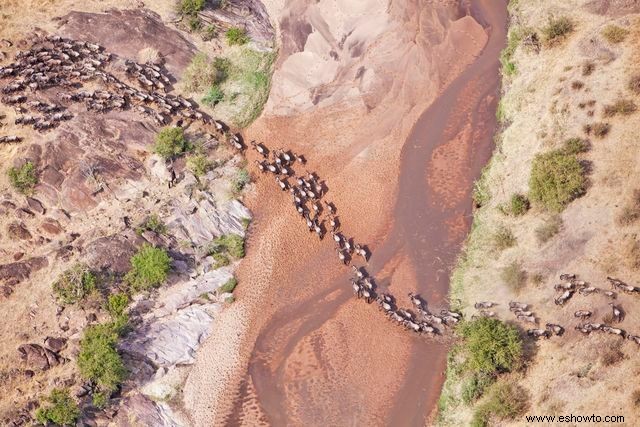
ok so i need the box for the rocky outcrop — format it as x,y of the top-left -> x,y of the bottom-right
17,344 -> 62,371
0,256 -> 48,296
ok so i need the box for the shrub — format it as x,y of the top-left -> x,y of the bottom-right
137,214 -> 167,235
562,137 -> 589,154
52,263 -> 98,304
226,27 -> 249,45
219,277 -> 237,293
623,237 -> 640,270
208,233 -> 245,259
501,261 -> 527,291
154,127 -> 190,159
632,389 -> 640,407
183,53 -> 227,93
601,347 -> 625,366
542,16 -> 574,46
187,153 -> 214,177
125,245 -> 171,291
492,227 -> 516,251
232,169 -> 250,193
92,391 -> 109,409
106,292 -> 129,318
617,190 -> 640,226
462,372 -> 496,404
202,24 -> 217,41
535,216 -> 562,243
8,161 -> 38,194
584,122 -> 610,138
179,0 -> 205,15
504,194 -> 529,216
137,47 -> 159,64
78,321 -> 127,393
571,80 -> 584,90
629,75 -> 640,95
529,150 -> 585,212
36,388 -> 80,426
202,85 -> 224,106
582,61 -> 595,76
603,99 -> 636,117
212,252 -> 230,268
188,15 -> 202,32
602,25 -> 629,44
472,381 -> 528,427
458,317 -> 523,374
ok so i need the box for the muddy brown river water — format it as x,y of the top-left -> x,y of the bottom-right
224,0 -> 508,425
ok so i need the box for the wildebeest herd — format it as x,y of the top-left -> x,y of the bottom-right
474,274 -> 640,343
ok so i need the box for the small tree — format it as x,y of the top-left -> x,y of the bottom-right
187,153 -> 214,177
78,322 -> 127,393
154,127 -> 190,159
125,245 -> 171,291
36,388 -> 80,426
52,263 -> 97,304
8,161 -> 38,194
529,150 -> 585,212
459,318 -> 523,374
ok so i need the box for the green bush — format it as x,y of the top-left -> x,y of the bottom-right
8,161 -> 38,195
562,137 -> 589,154
501,261 -> 527,291
462,372 -> 496,405
78,322 -> 127,393
208,233 -> 245,259
219,277 -> 237,293
226,27 -> 249,45
472,381 -> 528,427
202,85 -> 225,106
154,127 -> 190,159
36,388 -> 80,426
137,214 -> 167,235
529,149 -> 585,212
106,292 -> 129,318
542,16 -> 574,46
492,227 -> 516,251
212,252 -> 230,268
602,24 -> 629,44
183,53 -> 227,93
187,153 -> 214,177
504,194 -> 529,216
458,317 -> 523,374
232,169 -> 250,193
535,215 -> 562,243
52,263 -> 97,304
125,245 -> 171,291
179,0 -> 206,15
92,391 -> 109,409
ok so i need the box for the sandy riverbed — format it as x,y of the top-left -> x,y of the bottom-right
183,0 -> 506,425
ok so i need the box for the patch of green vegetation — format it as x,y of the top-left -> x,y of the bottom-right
562,137 -> 589,154
501,261 -> 527,292
501,193 -> 529,216
106,292 -> 129,318
499,27 -> 530,77
188,15 -> 202,32
202,84 -> 225,106
602,24 -> 629,44
529,149 -> 585,212
535,215 -> 562,244
36,388 -> 80,427
125,244 -> 171,291
225,295 -> 236,304
207,233 -> 245,259
226,27 -> 249,46
492,226 -> 516,251
187,152 -> 215,177
603,99 -> 636,117
541,16 -> 574,46
201,24 -> 217,41
137,214 -> 167,235
212,252 -> 230,268
219,277 -> 237,293
471,380 -> 528,427
8,161 -> 38,195
462,372 -> 496,405
241,217 -> 251,230
179,0 -> 206,15
92,391 -> 109,409
183,53 -> 228,93
473,164 -> 492,208
52,263 -> 98,305
232,168 -> 251,194
459,317 -> 523,374
154,127 -> 191,159
78,321 -> 127,394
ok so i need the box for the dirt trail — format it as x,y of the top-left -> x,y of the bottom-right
183,1 -> 507,425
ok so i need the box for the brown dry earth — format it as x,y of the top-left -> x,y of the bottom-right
184,0 -> 507,425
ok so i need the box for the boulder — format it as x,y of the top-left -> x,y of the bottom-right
0,257 -> 48,287
83,232 -> 141,273
25,197 -> 45,214
7,223 -> 32,240
17,344 -> 61,371
40,218 -> 63,235
44,337 -> 67,352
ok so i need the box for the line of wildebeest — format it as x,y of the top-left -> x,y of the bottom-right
474,274 -> 640,343
3,35 -> 640,344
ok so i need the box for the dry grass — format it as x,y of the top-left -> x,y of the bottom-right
601,25 -> 629,44
616,190 -> 640,226
501,261 -> 527,292
600,347 -> 625,366
583,122 -> 610,138
571,80 -> 584,90
632,390 -> 640,408
622,236 -> 640,270
582,61 -> 595,76
493,227 -> 517,251
603,99 -> 637,117
629,75 -> 640,95
137,47 -> 160,64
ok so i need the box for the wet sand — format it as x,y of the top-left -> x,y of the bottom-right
183,0 -> 507,425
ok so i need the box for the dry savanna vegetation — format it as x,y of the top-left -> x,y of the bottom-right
441,0 -> 640,425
